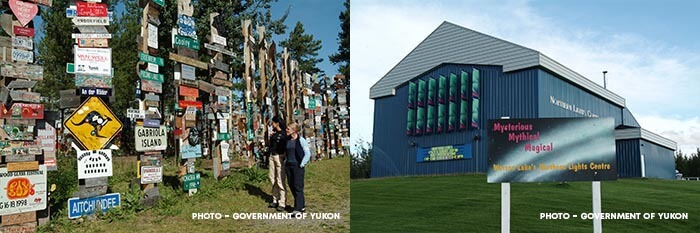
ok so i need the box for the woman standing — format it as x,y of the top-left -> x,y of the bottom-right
285,122 -> 311,216
267,117 -> 287,212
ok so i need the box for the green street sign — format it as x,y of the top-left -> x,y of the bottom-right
139,70 -> 165,83
174,35 -> 200,50
153,0 -> 165,7
139,52 -> 165,66
217,133 -> 231,141
183,173 -> 200,191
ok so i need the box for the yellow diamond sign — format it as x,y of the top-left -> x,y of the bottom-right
64,97 -> 123,150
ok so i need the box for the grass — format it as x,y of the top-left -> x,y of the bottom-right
39,156 -> 350,233
351,174 -> 700,232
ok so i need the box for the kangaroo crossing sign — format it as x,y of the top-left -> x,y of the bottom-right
65,97 -> 123,150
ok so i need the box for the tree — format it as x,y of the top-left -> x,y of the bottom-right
351,139 -> 372,179
36,0 -> 75,109
329,0 -> 349,78
281,21 -> 323,74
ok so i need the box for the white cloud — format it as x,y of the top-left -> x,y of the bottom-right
351,0 -> 700,152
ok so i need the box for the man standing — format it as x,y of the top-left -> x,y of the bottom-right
268,116 -> 287,212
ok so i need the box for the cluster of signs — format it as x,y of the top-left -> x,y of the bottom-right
63,0 -> 122,219
0,1 -> 54,231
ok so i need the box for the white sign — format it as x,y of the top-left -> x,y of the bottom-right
342,137 -> 350,147
77,25 -> 109,34
126,108 -> 145,119
12,48 -> 33,63
135,126 -> 167,152
212,34 -> 226,46
0,166 -> 48,215
72,33 -> 112,39
140,166 -> 162,184
147,62 -> 158,73
74,46 -> 111,76
221,141 -> 230,162
184,106 -> 196,121
72,17 -> 110,25
147,23 -> 158,49
12,36 -> 33,50
77,150 -> 113,179
181,64 -> 195,80
37,123 -> 56,152
219,119 -> 228,133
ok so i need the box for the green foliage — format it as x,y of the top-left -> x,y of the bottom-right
48,151 -> 79,215
36,0 -> 76,109
241,166 -> 269,184
329,0 -> 349,77
351,139 -> 372,179
281,21 -> 324,74
675,148 -> 700,177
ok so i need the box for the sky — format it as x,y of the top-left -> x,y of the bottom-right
351,0 -> 700,154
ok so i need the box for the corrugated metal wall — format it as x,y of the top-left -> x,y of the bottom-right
640,139 -> 675,179
616,139 -> 641,178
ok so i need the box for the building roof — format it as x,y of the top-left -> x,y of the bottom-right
369,21 -> 626,107
615,128 -> 677,150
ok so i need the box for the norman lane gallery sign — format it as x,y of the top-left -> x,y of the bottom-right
487,118 -> 616,183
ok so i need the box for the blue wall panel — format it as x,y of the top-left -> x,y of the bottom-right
616,139 -> 641,178
640,139 -> 675,179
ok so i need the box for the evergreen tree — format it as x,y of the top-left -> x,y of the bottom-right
329,0 -> 349,78
281,21 -> 323,74
36,0 -> 75,109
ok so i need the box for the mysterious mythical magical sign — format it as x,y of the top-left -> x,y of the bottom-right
64,97 -> 122,150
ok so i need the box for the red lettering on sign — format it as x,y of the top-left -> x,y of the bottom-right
5,178 -> 36,199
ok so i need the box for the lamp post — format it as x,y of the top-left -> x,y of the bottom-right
603,71 -> 608,89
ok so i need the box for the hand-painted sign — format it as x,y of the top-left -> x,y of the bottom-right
77,149 -> 113,179
0,64 -> 43,81
141,79 -> 162,94
0,166 -> 47,215
180,135 -> 202,159
78,38 -> 109,48
9,0 -> 38,27
37,123 -> 56,153
11,48 -> 33,63
72,17 -> 109,26
79,87 -> 111,96
7,80 -> 37,89
11,36 -> 32,50
76,1 -> 107,17
64,97 -> 123,150
75,74 -> 112,88
9,91 -> 41,103
0,103 -> 44,119
169,52 -> 207,69
138,52 -> 164,66
147,23 -> 158,48
173,35 -> 199,50
139,70 -> 164,83
13,26 -> 34,37
68,193 -> 120,219
179,85 -> 198,97
140,166 -> 162,184
74,46 -> 111,76
487,118 -> 617,183
182,173 -> 200,191
135,126 -> 167,151
177,14 -> 196,39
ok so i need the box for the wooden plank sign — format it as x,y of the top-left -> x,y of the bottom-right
0,86 -> 10,104
211,77 -> 233,87
179,85 -> 198,97
0,212 -> 36,226
0,63 -> 43,80
77,185 -> 108,198
209,60 -> 229,73
29,0 -> 53,7
0,223 -> 36,233
7,80 -> 37,89
13,26 -> 34,37
11,48 -> 33,63
134,126 -> 167,151
78,38 -> 109,48
169,52 -> 207,69
9,0 -> 39,27
76,1 -> 108,17
7,161 -> 39,172
0,103 -> 44,119
0,166 -> 47,215
197,80 -> 215,93
84,177 -> 108,187
77,149 -> 113,179
11,36 -> 33,50
141,79 -> 162,93
9,90 -> 41,103
76,25 -> 109,34
204,43 -> 234,56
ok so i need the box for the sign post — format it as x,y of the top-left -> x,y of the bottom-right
592,181 -> 602,233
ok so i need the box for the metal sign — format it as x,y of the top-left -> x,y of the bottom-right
182,173 -> 200,191
141,79 -> 162,93
76,149 -> 113,179
74,46 -> 112,76
79,87 -> 111,96
177,14 -> 196,39
9,0 -> 38,27
140,166 -> 162,184
0,166 -> 47,215
75,74 -> 112,88
135,125 -> 167,151
72,17 -> 109,26
147,23 -> 158,48
11,48 -> 33,63
180,139 -> 202,159
126,108 -> 145,119
76,1 -> 107,17
64,97 -> 123,150
181,63 -> 195,80
138,52 -> 164,66
67,193 -> 120,219
139,70 -> 164,83
66,7 -> 77,18
12,36 -> 32,50
173,34 -> 199,50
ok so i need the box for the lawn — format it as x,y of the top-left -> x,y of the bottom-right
40,155 -> 350,233
351,174 -> 700,232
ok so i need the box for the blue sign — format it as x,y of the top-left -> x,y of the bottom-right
181,144 -> 202,159
416,144 -> 471,162
66,8 -> 77,18
144,118 -> 160,128
68,193 -> 121,219
177,15 -> 197,39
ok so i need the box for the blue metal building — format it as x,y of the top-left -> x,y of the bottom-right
369,22 -> 676,179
